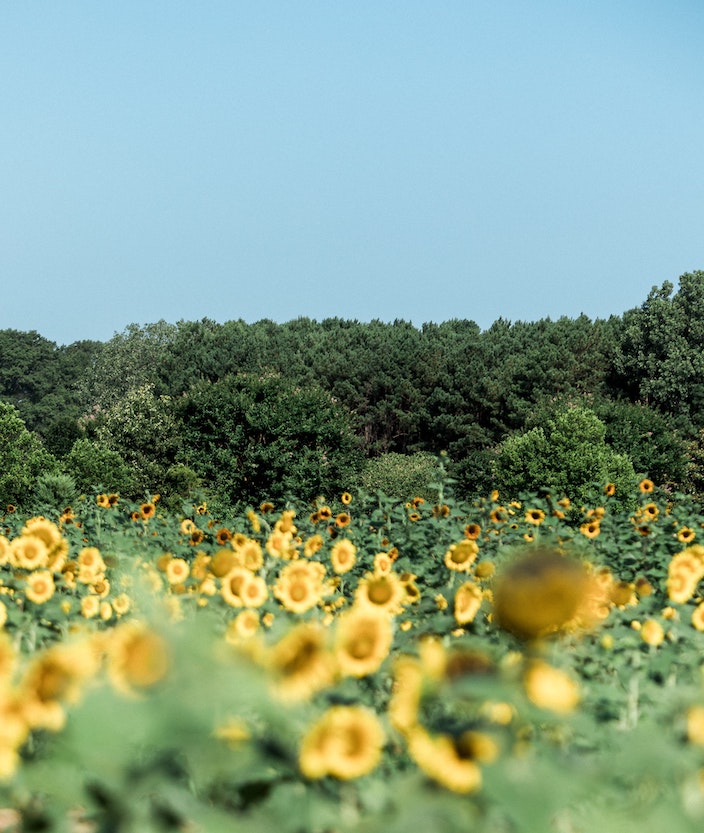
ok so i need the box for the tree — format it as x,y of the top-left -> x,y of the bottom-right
0,402 -> 58,507
493,406 -> 636,505
176,374 -> 363,506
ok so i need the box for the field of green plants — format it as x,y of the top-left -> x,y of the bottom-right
2,476 -> 704,832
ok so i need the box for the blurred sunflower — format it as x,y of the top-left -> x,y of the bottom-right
355,571 -> 406,615
524,660 -> 579,714
454,581 -> 483,625
334,608 -> 393,678
444,540 -> 479,573
406,726 -> 482,794
330,539 -> 357,574
25,571 -> 55,605
267,622 -> 335,701
493,548 -> 590,640
299,705 -> 384,780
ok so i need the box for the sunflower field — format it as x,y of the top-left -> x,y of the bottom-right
2,478 -> 704,832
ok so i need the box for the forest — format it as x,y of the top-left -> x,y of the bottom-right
2,270 -> 704,512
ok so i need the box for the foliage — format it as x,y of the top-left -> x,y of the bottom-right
359,451 -> 443,502
94,384 -> 181,496
0,402 -> 58,507
2,479 -> 704,830
493,406 -> 637,505
613,271 -> 704,430
176,373 -> 364,506
62,438 -> 134,496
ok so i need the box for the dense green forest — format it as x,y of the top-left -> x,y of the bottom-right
3,271 -> 704,510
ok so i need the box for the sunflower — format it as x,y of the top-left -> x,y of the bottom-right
444,540 -> 479,573
140,502 -> 156,520
474,561 -> 495,580
0,536 -> 10,566
524,660 -> 580,714
340,492 -> 352,505
643,502 -> 659,520
106,622 -> 169,697
604,483 -> 616,497
580,520 -> 601,539
388,656 -> 423,734
317,506 -> 332,522
355,571 -> 406,616
330,539 -> 357,574
524,508 -> 546,526
335,512 -> 351,528
373,552 -> 393,575
678,527 -> 696,544
112,593 -> 132,617
20,639 -> 100,730
406,726 -> 482,794
639,478 -> 655,493
334,608 -> 393,678
408,512 -> 421,523
641,618 -> 665,646
215,527 -> 232,546
80,593 -> 100,620
464,523 -> 481,540
692,603 -> 704,632
77,547 -> 106,581
165,558 -> 190,586
493,549 -> 590,640
226,609 -> 261,644
299,534 -> 321,558
266,529 -> 298,560
299,706 -> 384,780
453,581 -> 483,625
221,568 -> 251,608
260,501 -> 275,514
96,493 -> 110,508
274,575 -> 322,615
267,622 -> 335,701
25,571 -> 55,605
241,575 -> 268,608
10,536 -> 49,571
236,539 -> 264,572
489,507 -> 507,524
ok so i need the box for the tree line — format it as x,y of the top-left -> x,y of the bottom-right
3,271 -> 704,510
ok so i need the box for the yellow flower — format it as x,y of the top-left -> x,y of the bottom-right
10,536 -> 49,571
355,571 -> 406,615
165,558 -> 190,586
444,540 -> 479,573
341,492 -> 352,505
240,574 -> 268,608
639,478 -> 655,493
106,622 -> 169,697
453,581 -> 483,625
226,610 -> 260,643
330,539 -> 357,574
686,705 -> 704,745
678,526 -> 696,544
334,608 -> 393,678
524,508 -> 546,526
267,623 -> 335,701
524,661 -> 579,714
80,595 -> 100,619
692,603 -> 704,632
406,726 -> 482,794
299,706 -> 384,780
640,618 -> 665,646
580,520 -> 601,539
25,571 -> 55,605
493,549 -> 589,640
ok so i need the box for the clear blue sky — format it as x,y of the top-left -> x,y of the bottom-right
2,1 -> 703,346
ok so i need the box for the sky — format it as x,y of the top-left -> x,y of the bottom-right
2,1 -> 703,346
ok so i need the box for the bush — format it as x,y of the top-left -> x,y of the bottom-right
360,451 -> 442,502
493,406 -> 637,506
0,401 -> 58,508
62,439 -> 133,495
